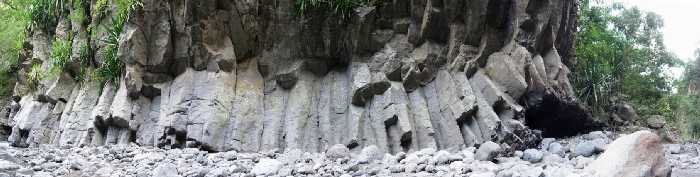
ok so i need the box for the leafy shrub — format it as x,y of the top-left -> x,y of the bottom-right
69,0 -> 88,26
49,38 -> 72,76
93,0 -> 141,82
29,0 -> 65,31
26,63 -> 43,88
95,19 -> 123,82
575,1 -> 678,117
294,0 -> 374,17
690,119 -> 700,138
74,44 -> 93,81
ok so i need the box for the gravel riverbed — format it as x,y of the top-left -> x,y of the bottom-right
0,131 -> 698,177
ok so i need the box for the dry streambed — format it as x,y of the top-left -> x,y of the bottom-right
0,131 -> 697,177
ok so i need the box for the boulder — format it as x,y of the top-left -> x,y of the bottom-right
547,142 -> 565,157
574,140 -> 596,157
584,131 -> 608,140
522,149 -> 543,163
476,141 -> 501,161
326,144 -> 350,159
539,138 -> 555,150
0,160 -> 19,171
152,163 -> 181,177
350,63 -> 390,106
358,145 -> 384,163
614,103 -> 639,122
646,115 -> 666,129
586,131 -> 671,177
667,144 -> 681,154
251,158 -> 283,176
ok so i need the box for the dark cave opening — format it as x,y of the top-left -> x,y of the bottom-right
524,92 -> 603,138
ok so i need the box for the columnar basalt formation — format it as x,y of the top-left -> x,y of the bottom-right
2,0 -> 598,153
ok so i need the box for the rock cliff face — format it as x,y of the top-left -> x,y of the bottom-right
2,0 -> 598,153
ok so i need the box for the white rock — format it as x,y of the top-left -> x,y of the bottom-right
152,163 -> 181,177
584,131 -> 607,140
251,158 -> 283,176
522,149 -> 543,163
449,161 -> 465,172
667,144 -> 681,154
574,156 -> 594,169
586,131 -> 671,177
540,138 -> 556,150
476,141 -> 501,161
574,141 -> 596,157
357,145 -> 383,164
547,142 -> 565,157
326,144 -> 350,159
470,171 -> 496,177
0,160 -> 20,171
430,150 -> 459,165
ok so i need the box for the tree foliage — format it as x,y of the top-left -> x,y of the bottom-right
575,0 -> 679,117
0,0 -> 141,94
93,0 -> 140,82
670,50 -> 700,138
576,0 -> 700,138
0,0 -> 32,97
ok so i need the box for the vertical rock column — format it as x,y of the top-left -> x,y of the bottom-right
260,80 -> 289,151
317,70 -> 351,150
380,82 -> 413,153
228,59 -> 264,152
55,80 -> 102,147
283,71 -> 320,152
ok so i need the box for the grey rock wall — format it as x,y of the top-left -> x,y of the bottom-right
2,0 -> 599,153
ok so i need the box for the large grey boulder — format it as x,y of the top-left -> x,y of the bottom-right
586,131 -> 671,177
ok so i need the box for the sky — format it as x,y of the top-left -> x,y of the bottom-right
613,0 -> 700,62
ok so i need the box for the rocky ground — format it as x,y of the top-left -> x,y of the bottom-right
0,131 -> 697,177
